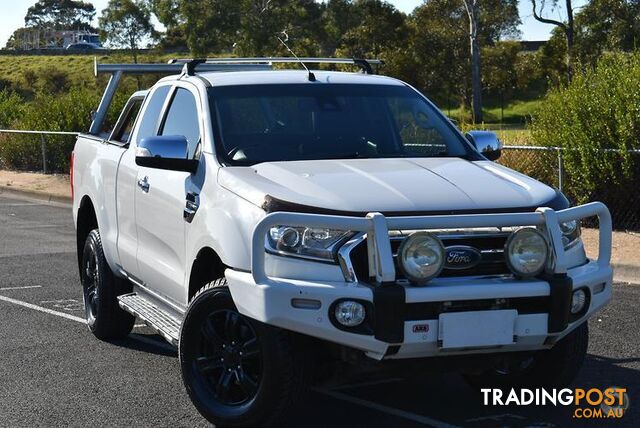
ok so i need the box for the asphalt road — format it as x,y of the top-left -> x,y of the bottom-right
0,193 -> 637,427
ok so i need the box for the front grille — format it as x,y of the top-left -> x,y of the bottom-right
350,231 -> 513,283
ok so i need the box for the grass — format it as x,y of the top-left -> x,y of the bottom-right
444,98 -> 542,126
0,52 -> 181,94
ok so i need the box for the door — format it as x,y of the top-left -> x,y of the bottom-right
135,85 -> 202,305
116,85 -> 171,277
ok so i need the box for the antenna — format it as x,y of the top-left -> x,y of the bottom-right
276,31 -> 316,82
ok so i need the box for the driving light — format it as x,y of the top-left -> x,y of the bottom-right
505,228 -> 549,277
334,301 -> 366,327
571,289 -> 587,314
398,232 -> 445,285
267,226 -> 352,262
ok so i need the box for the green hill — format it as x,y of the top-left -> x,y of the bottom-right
0,52 -> 180,95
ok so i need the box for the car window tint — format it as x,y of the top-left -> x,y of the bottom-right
112,99 -> 143,143
135,85 -> 171,144
161,88 -> 201,159
387,97 -> 448,156
210,84 -> 469,165
218,97 -> 268,133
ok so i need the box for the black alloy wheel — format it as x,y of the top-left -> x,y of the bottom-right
192,309 -> 262,407
82,245 -> 100,324
80,229 -> 134,339
180,279 -> 309,427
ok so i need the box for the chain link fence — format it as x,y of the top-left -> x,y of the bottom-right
500,146 -> 640,231
0,130 -> 78,173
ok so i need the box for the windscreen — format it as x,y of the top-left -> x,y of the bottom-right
209,84 -> 473,165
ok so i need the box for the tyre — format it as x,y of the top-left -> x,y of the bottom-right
81,229 -> 135,339
465,322 -> 589,390
179,278 -> 308,427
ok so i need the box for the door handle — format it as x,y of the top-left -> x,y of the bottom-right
184,192 -> 199,223
137,176 -> 150,193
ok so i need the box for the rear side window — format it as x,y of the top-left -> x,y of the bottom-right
135,85 -> 171,144
161,88 -> 201,159
111,98 -> 143,143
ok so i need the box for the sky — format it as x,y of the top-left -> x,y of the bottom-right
0,0 -> 585,49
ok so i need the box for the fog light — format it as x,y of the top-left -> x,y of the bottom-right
571,289 -> 587,314
334,301 -> 366,327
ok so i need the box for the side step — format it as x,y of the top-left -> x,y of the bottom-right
118,293 -> 181,346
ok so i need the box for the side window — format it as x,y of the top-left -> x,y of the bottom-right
161,88 -> 201,159
135,85 -> 171,144
111,99 -> 143,143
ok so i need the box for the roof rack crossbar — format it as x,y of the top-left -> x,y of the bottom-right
167,57 -> 383,74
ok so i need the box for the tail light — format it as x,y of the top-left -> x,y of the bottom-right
69,151 -> 75,200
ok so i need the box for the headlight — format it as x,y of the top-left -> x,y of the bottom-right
398,232 -> 445,285
505,228 -> 549,277
267,226 -> 352,262
560,220 -> 581,249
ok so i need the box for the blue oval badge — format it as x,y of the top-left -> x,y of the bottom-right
444,246 -> 482,270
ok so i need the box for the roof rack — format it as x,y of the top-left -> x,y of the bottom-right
89,57 -> 383,135
166,57 -> 383,75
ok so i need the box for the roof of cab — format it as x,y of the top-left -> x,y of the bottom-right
197,70 -> 405,87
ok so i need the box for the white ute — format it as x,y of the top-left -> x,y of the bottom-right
72,58 -> 613,426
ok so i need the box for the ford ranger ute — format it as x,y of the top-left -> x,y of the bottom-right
72,58 -> 613,427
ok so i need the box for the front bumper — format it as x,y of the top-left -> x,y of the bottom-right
226,202 -> 613,359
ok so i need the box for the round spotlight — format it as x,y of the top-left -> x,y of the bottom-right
571,289 -> 587,314
334,301 -> 366,327
398,232 -> 445,285
505,228 -> 549,277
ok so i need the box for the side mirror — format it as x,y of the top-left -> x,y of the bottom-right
136,135 -> 198,173
465,130 -> 503,161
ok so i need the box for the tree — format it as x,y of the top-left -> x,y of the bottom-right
25,0 -> 95,30
409,0 -> 519,117
148,0 -> 188,49
176,0 -> 242,55
573,0 -> 640,65
150,0 -> 323,57
99,0 -> 157,62
335,0 -> 408,58
4,28 -> 30,49
462,0 -> 483,123
234,0 -> 325,57
482,41 -> 529,122
530,0 -> 576,80
321,0 -> 361,55
409,0 -> 468,103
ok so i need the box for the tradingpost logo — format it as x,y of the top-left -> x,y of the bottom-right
481,386 -> 629,419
